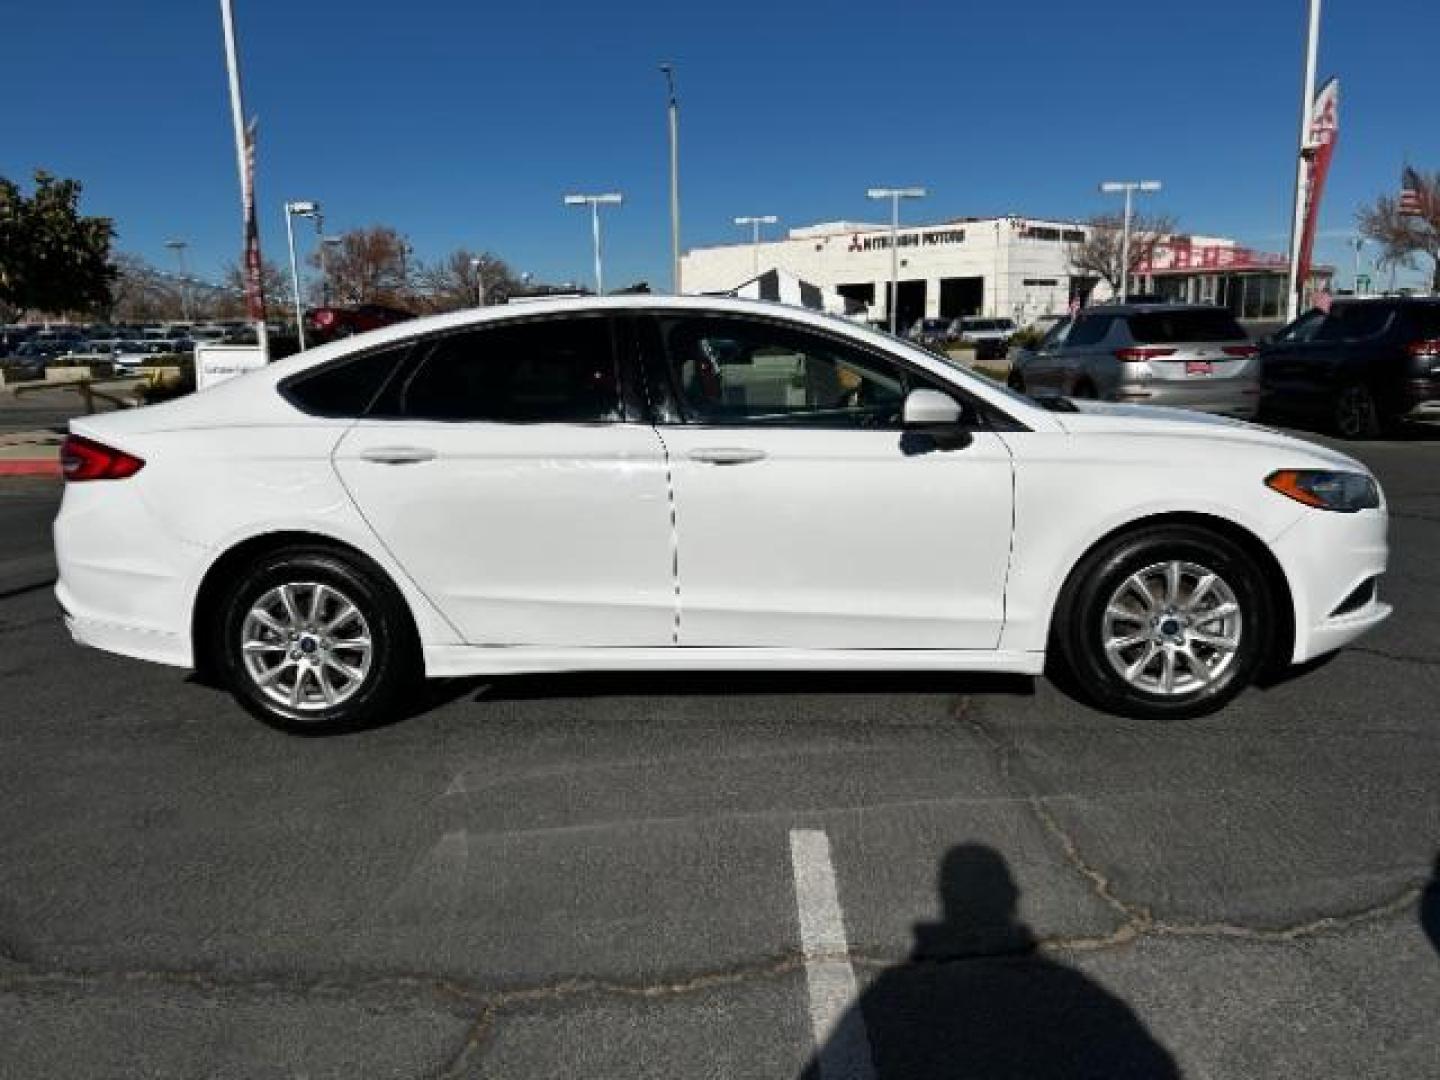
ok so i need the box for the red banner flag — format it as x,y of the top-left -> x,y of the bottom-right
242,117 -> 267,322
1296,78 -> 1338,295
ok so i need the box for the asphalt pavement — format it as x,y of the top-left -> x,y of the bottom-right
0,428 -> 1437,1079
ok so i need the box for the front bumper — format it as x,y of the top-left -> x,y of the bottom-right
1270,503 -> 1391,664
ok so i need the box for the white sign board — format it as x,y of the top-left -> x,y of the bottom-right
195,343 -> 268,391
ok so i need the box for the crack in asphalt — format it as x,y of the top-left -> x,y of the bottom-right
955,695 -> 1428,956
1349,645 -> 1440,669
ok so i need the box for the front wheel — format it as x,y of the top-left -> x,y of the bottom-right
1053,526 -> 1275,720
1333,382 -> 1383,439
216,547 -> 418,734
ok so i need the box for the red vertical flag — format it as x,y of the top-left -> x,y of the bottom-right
1399,167 -> 1428,218
242,117 -> 267,322
1297,78 -> 1339,295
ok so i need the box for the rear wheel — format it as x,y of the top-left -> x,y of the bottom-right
1006,368 -> 1027,393
1053,525 -> 1274,720
1070,378 -> 1097,400
1333,382 -> 1383,439
216,546 -> 418,734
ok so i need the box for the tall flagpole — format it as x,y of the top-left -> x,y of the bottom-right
219,0 -> 268,354
661,64 -> 681,295
1285,0 -> 1322,322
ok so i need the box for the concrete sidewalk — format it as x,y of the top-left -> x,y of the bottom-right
0,430 -> 63,477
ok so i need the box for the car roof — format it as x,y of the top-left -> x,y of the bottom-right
1081,303 -> 1230,316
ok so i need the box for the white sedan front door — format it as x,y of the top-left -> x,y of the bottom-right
333,315 -> 675,647
648,313 -> 1015,650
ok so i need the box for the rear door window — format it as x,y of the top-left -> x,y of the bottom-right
1316,304 -> 1395,342
282,343 -> 410,417
1126,310 -> 1247,343
388,315 -> 622,423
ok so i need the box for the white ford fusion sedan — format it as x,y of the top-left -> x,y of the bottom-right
54,296 -> 1390,733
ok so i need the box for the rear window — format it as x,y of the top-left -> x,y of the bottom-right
282,344 -> 409,417
1401,304 -> 1440,338
1126,310 -> 1246,343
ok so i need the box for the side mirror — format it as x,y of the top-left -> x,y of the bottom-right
903,388 -> 965,428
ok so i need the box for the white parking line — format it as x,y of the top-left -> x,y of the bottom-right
789,828 -> 876,1080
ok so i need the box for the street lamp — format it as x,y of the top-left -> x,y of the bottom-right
1098,180 -> 1162,303
164,239 -> 190,321
660,64 -> 681,294
866,187 -> 926,335
563,192 -> 623,295
284,200 -> 321,349
734,215 -> 778,277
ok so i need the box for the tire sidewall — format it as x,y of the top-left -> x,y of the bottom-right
1059,527 -> 1273,720
217,548 -> 414,734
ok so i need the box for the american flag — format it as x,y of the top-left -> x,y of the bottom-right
1399,167 -> 1429,218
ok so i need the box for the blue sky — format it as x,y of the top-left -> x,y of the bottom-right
2,0 -> 1434,291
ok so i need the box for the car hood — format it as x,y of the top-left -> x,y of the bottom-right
1050,400 -> 1370,473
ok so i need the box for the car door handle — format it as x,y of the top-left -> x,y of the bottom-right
359,446 -> 437,465
688,447 -> 767,466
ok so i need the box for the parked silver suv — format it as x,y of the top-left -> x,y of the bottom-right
1006,304 -> 1260,418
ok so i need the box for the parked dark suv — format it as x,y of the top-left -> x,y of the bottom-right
1259,297 -> 1440,438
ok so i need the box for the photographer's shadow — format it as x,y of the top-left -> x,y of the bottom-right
801,844 -> 1179,1079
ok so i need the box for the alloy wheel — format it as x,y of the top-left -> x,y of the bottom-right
1100,560 -> 1243,696
240,581 -> 374,712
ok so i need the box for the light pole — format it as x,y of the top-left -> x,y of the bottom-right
1286,0 -> 1323,321
218,0 -> 267,353
660,63 -> 681,294
284,200 -> 320,349
866,187 -> 926,335
1350,236 -> 1365,294
164,240 -> 191,321
1098,180 -> 1162,303
563,193 -> 623,295
734,215 -> 778,277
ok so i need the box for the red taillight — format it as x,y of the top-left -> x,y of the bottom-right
1115,347 -> 1176,361
1406,339 -> 1440,358
313,310 -> 336,328
60,435 -> 145,482
1222,345 -> 1259,358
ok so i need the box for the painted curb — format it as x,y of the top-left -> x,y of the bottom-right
0,460 -> 61,477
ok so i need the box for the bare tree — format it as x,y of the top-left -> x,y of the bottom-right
307,225 -> 412,307
1357,168 -> 1440,293
411,249 -> 524,314
109,254 -> 184,322
218,259 -> 290,319
1068,212 -> 1177,295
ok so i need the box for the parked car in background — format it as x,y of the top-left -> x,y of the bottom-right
304,303 -> 414,346
1007,303 -> 1260,419
55,295 -> 1389,733
1259,297 -> 1440,438
907,318 -> 958,350
956,317 -> 1017,360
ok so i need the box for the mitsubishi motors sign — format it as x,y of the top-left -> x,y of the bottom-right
845,227 -> 966,253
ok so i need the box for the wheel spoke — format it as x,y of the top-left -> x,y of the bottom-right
1106,632 -> 1150,652
1125,642 -> 1160,682
316,665 -> 338,706
1185,574 -> 1217,612
324,603 -> 359,634
242,640 -> 287,654
250,609 -> 287,637
256,659 -> 293,687
1182,647 -> 1212,684
308,583 -> 329,625
323,656 -> 363,683
279,584 -> 303,627
1124,574 -> 1158,612
1160,648 -> 1177,694
290,667 -> 307,708
1190,628 -> 1239,652
1193,602 -> 1239,625
1163,561 -> 1182,606
329,636 -> 371,652
1106,604 -> 1144,623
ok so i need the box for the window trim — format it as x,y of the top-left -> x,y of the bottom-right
632,309 -> 1028,433
353,311 -> 637,426
278,340 -> 413,419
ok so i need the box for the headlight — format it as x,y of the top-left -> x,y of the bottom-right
1265,470 -> 1380,512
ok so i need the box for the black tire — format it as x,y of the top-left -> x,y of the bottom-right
1007,368 -> 1027,393
1052,525 -> 1275,721
215,545 -> 419,735
1070,378 -> 1097,400
1332,382 -> 1383,439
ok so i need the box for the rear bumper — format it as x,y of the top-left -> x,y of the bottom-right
1397,377 -> 1440,419
1114,379 -> 1261,418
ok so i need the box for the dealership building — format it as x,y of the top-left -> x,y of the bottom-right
680,216 -> 1325,329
